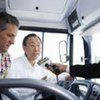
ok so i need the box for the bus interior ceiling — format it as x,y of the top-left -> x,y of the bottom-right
0,0 -> 100,35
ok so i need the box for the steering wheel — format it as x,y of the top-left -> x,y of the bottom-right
0,79 -> 79,100
34,79 -> 94,100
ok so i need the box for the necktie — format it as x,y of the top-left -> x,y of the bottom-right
0,52 -> 11,78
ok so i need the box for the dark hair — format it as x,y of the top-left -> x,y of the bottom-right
0,12 -> 19,31
23,33 -> 41,46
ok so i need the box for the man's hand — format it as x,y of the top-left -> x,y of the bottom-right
49,63 -> 67,74
65,75 -> 73,80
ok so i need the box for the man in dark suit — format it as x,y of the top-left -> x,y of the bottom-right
50,63 -> 100,78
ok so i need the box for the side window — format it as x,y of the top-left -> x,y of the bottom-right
73,35 -> 85,65
8,30 -> 67,63
91,33 -> 100,63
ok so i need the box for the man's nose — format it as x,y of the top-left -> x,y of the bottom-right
34,46 -> 39,51
10,37 -> 15,44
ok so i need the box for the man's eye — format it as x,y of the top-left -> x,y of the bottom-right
7,34 -> 14,37
29,45 -> 40,47
30,45 -> 35,47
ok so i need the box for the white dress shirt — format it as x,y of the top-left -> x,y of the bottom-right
5,54 -> 69,100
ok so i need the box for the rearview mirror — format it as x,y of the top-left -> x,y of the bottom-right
59,40 -> 69,63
